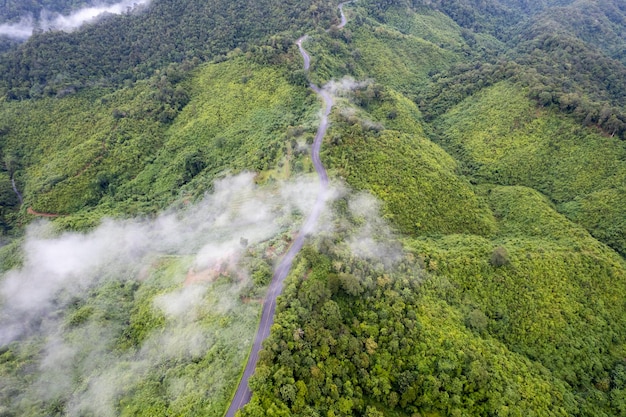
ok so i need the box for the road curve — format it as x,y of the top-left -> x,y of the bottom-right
338,1 -> 352,29
224,3 -> 352,416
296,36 -> 311,71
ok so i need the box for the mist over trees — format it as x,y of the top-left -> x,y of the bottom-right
0,0 -> 336,97
0,0 -> 118,23
0,0 -> 625,415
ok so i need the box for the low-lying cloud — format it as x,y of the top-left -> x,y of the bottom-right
0,0 -> 151,40
0,172 -> 333,345
347,192 -> 402,265
0,172 -> 340,416
324,76 -> 371,97
0,17 -> 35,39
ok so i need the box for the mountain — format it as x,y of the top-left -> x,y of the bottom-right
1,0 -> 625,416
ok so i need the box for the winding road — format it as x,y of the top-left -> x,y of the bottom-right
10,177 -> 23,206
224,3 -> 352,416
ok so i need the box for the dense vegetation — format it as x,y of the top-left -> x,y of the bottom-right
238,1 -> 626,415
0,53 -> 320,232
240,238 -> 625,416
0,0 -> 106,22
1,0 -> 625,416
0,0 -> 336,98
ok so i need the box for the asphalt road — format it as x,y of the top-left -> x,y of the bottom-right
338,1 -> 351,28
10,177 -> 23,205
224,3 -> 352,416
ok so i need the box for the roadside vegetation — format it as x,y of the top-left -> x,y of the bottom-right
1,0 -> 625,415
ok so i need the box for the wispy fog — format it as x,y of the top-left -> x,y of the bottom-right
346,192 -> 402,266
325,76 -> 371,97
0,17 -> 34,39
0,0 -> 151,40
0,172 -> 339,415
0,173 -> 332,345
0,166 -> 402,415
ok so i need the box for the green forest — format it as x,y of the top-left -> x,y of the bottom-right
1,0 -> 625,416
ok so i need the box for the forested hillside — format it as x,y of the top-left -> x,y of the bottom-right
0,0 -> 109,21
0,0 -> 335,98
0,0 -> 139,52
1,0 -> 625,416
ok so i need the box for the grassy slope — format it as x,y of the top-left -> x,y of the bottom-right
122,58 -> 311,203
408,185 -> 626,387
303,4 -> 465,91
242,3 -> 626,415
1,87 -> 168,215
349,25 -> 457,100
324,91 -> 496,236
0,57 -> 313,229
436,81 -> 626,256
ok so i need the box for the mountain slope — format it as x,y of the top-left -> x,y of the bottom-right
236,1 -> 626,415
0,0 -> 336,98
0,0 -> 625,416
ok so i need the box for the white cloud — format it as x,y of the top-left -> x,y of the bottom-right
324,76 -> 371,96
0,17 -> 35,40
0,171 -> 341,414
0,0 -> 151,40
347,192 -> 402,265
0,172 -> 336,345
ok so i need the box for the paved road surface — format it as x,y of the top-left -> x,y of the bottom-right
296,36 -> 310,71
338,1 -> 351,28
224,3 -> 352,416
11,177 -> 23,206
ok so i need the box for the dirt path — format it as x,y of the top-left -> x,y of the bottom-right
26,207 -> 61,218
